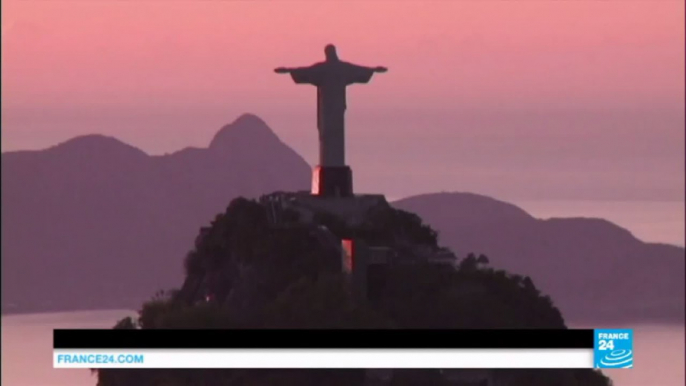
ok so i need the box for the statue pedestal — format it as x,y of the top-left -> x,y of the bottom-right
311,165 -> 353,197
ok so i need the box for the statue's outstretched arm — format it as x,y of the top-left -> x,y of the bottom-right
274,65 -> 316,74
275,64 -> 321,85
345,63 -> 387,84
350,63 -> 387,73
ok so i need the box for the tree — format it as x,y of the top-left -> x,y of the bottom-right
258,273 -> 391,329
97,197 -> 612,386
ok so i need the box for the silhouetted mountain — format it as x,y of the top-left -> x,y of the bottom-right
1,114 -> 310,314
2,115 -> 683,323
97,197 -> 612,386
393,193 -> 685,323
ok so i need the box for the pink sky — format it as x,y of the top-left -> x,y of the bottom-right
1,0 -> 684,200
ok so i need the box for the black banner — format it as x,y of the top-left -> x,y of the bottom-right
54,329 -> 593,349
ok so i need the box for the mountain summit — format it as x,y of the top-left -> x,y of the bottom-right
1,115 -> 310,314
209,113 -> 281,151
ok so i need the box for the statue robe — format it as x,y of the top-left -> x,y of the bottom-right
288,61 -> 377,167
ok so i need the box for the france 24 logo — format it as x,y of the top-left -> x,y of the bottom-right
594,329 -> 633,369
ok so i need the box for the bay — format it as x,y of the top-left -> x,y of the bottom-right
2,310 -> 684,386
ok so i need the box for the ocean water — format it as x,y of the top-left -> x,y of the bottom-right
571,323 -> 685,386
1,310 -> 684,386
2,310 -> 136,386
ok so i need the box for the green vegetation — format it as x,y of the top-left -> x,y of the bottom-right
97,197 -> 612,386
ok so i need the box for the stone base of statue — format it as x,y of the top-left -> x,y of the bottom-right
311,165 -> 353,197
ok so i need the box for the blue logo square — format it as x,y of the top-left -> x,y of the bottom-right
594,329 -> 633,368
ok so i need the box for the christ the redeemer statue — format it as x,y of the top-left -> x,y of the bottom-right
275,44 -> 387,197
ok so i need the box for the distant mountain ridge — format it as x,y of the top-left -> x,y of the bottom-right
2,114 -> 683,322
394,193 -> 684,323
2,114 -> 311,314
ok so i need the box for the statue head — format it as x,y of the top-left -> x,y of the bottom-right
324,44 -> 339,61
